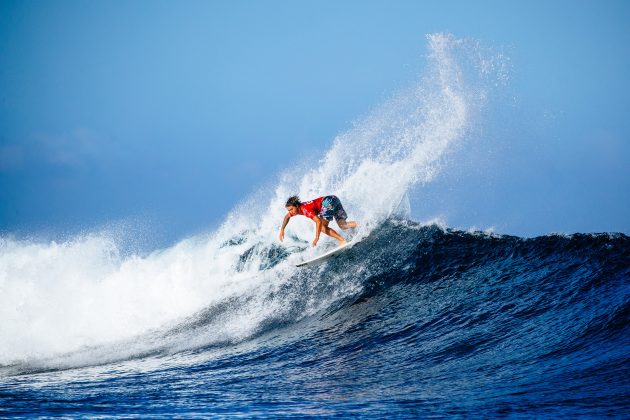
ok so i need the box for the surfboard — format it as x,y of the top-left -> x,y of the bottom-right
295,241 -> 353,268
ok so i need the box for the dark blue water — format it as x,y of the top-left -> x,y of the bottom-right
1,220 -> 629,418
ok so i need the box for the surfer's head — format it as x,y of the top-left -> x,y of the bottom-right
285,195 -> 301,215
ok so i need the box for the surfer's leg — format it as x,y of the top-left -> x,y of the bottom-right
320,223 -> 347,244
330,196 -> 357,230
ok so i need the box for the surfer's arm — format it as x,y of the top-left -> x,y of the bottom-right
312,215 -> 322,247
279,213 -> 291,241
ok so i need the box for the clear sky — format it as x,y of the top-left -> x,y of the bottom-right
1,0 -> 629,243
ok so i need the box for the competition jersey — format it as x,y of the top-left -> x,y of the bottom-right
293,197 -> 324,220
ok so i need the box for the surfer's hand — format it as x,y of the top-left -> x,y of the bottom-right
312,238 -> 318,247
279,230 -> 284,242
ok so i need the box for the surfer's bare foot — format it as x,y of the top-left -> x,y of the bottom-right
339,239 -> 348,245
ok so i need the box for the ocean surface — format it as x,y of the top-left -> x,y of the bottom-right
1,221 -> 629,418
1,34 -> 628,417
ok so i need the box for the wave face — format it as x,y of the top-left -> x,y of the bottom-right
1,34 -> 628,417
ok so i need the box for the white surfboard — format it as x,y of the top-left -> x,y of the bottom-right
295,241 -> 353,267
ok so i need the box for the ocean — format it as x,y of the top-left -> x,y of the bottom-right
1,221 -> 628,417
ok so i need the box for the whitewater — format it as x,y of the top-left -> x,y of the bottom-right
1,34 -> 628,418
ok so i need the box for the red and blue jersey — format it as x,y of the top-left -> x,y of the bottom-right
292,197 -> 324,220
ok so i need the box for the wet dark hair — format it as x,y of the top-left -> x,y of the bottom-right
285,195 -> 301,207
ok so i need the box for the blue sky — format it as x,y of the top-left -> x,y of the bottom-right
1,0 -> 629,242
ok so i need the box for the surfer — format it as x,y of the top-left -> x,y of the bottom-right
279,195 -> 358,247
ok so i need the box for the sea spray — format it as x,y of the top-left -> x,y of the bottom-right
0,34 -> 507,369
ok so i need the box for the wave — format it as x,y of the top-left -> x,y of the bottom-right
2,219 -> 628,378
